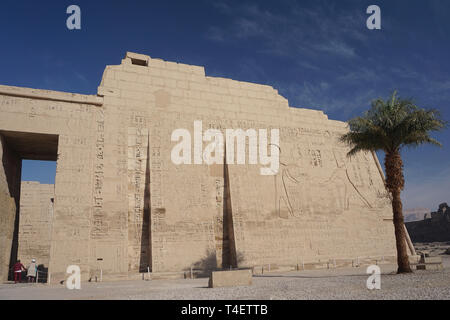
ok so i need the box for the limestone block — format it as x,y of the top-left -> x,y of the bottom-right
148,58 -> 166,69
164,61 -> 178,71
421,256 -> 443,264
126,52 -> 150,62
116,71 -> 139,83
409,255 -> 421,264
124,64 -> 151,74
97,86 -> 121,98
164,78 -> 177,89
177,80 -> 189,90
417,263 -> 443,271
151,77 -> 165,87
187,73 -> 205,83
149,67 -> 162,77
190,65 -> 206,76
177,63 -> 193,73
208,269 -> 253,288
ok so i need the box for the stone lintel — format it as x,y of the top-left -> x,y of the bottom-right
0,84 -> 103,106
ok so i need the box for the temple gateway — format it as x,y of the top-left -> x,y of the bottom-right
0,52 -> 414,283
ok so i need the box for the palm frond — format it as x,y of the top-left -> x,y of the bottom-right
340,91 -> 447,156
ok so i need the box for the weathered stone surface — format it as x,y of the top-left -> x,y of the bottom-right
421,256 -> 443,264
0,192 -> 16,281
0,135 -> 21,281
0,52 -> 405,283
409,255 -> 421,264
208,269 -> 252,288
416,264 -> 443,271
17,181 -> 54,269
414,255 -> 443,271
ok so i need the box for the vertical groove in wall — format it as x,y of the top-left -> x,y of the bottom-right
8,139 -> 22,278
137,131 -> 151,272
223,146 -> 237,268
128,127 -> 150,273
145,132 -> 152,272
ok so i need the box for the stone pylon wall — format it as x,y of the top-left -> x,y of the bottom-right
96,52 -> 396,273
0,51 -> 399,283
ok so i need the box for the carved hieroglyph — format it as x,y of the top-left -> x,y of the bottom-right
0,52 -> 398,283
17,181 -> 54,268
226,123 -> 394,266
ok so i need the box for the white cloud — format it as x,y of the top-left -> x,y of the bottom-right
205,26 -> 226,42
206,1 -> 368,60
273,80 -> 377,117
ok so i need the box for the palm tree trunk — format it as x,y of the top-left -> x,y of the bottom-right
385,151 -> 413,274
391,188 -> 412,273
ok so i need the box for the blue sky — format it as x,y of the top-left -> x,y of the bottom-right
1,0 -> 449,210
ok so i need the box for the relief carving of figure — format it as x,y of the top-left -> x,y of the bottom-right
275,144 -> 390,219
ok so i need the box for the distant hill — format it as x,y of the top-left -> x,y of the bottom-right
404,208 -> 431,222
406,203 -> 450,243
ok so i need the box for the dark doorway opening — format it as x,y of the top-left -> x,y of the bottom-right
0,131 -> 57,283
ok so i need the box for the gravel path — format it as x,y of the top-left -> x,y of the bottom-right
1,256 -> 450,300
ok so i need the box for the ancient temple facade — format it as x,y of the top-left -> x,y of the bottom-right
0,52 -> 403,283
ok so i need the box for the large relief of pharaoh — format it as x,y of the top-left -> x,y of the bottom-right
275,144 -> 391,219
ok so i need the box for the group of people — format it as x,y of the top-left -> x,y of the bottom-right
12,259 -> 38,283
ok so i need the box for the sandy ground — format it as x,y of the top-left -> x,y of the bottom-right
1,256 -> 449,300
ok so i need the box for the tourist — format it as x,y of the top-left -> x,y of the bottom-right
27,259 -> 38,283
13,260 -> 26,283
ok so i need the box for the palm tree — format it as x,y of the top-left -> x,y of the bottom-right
340,91 -> 446,273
